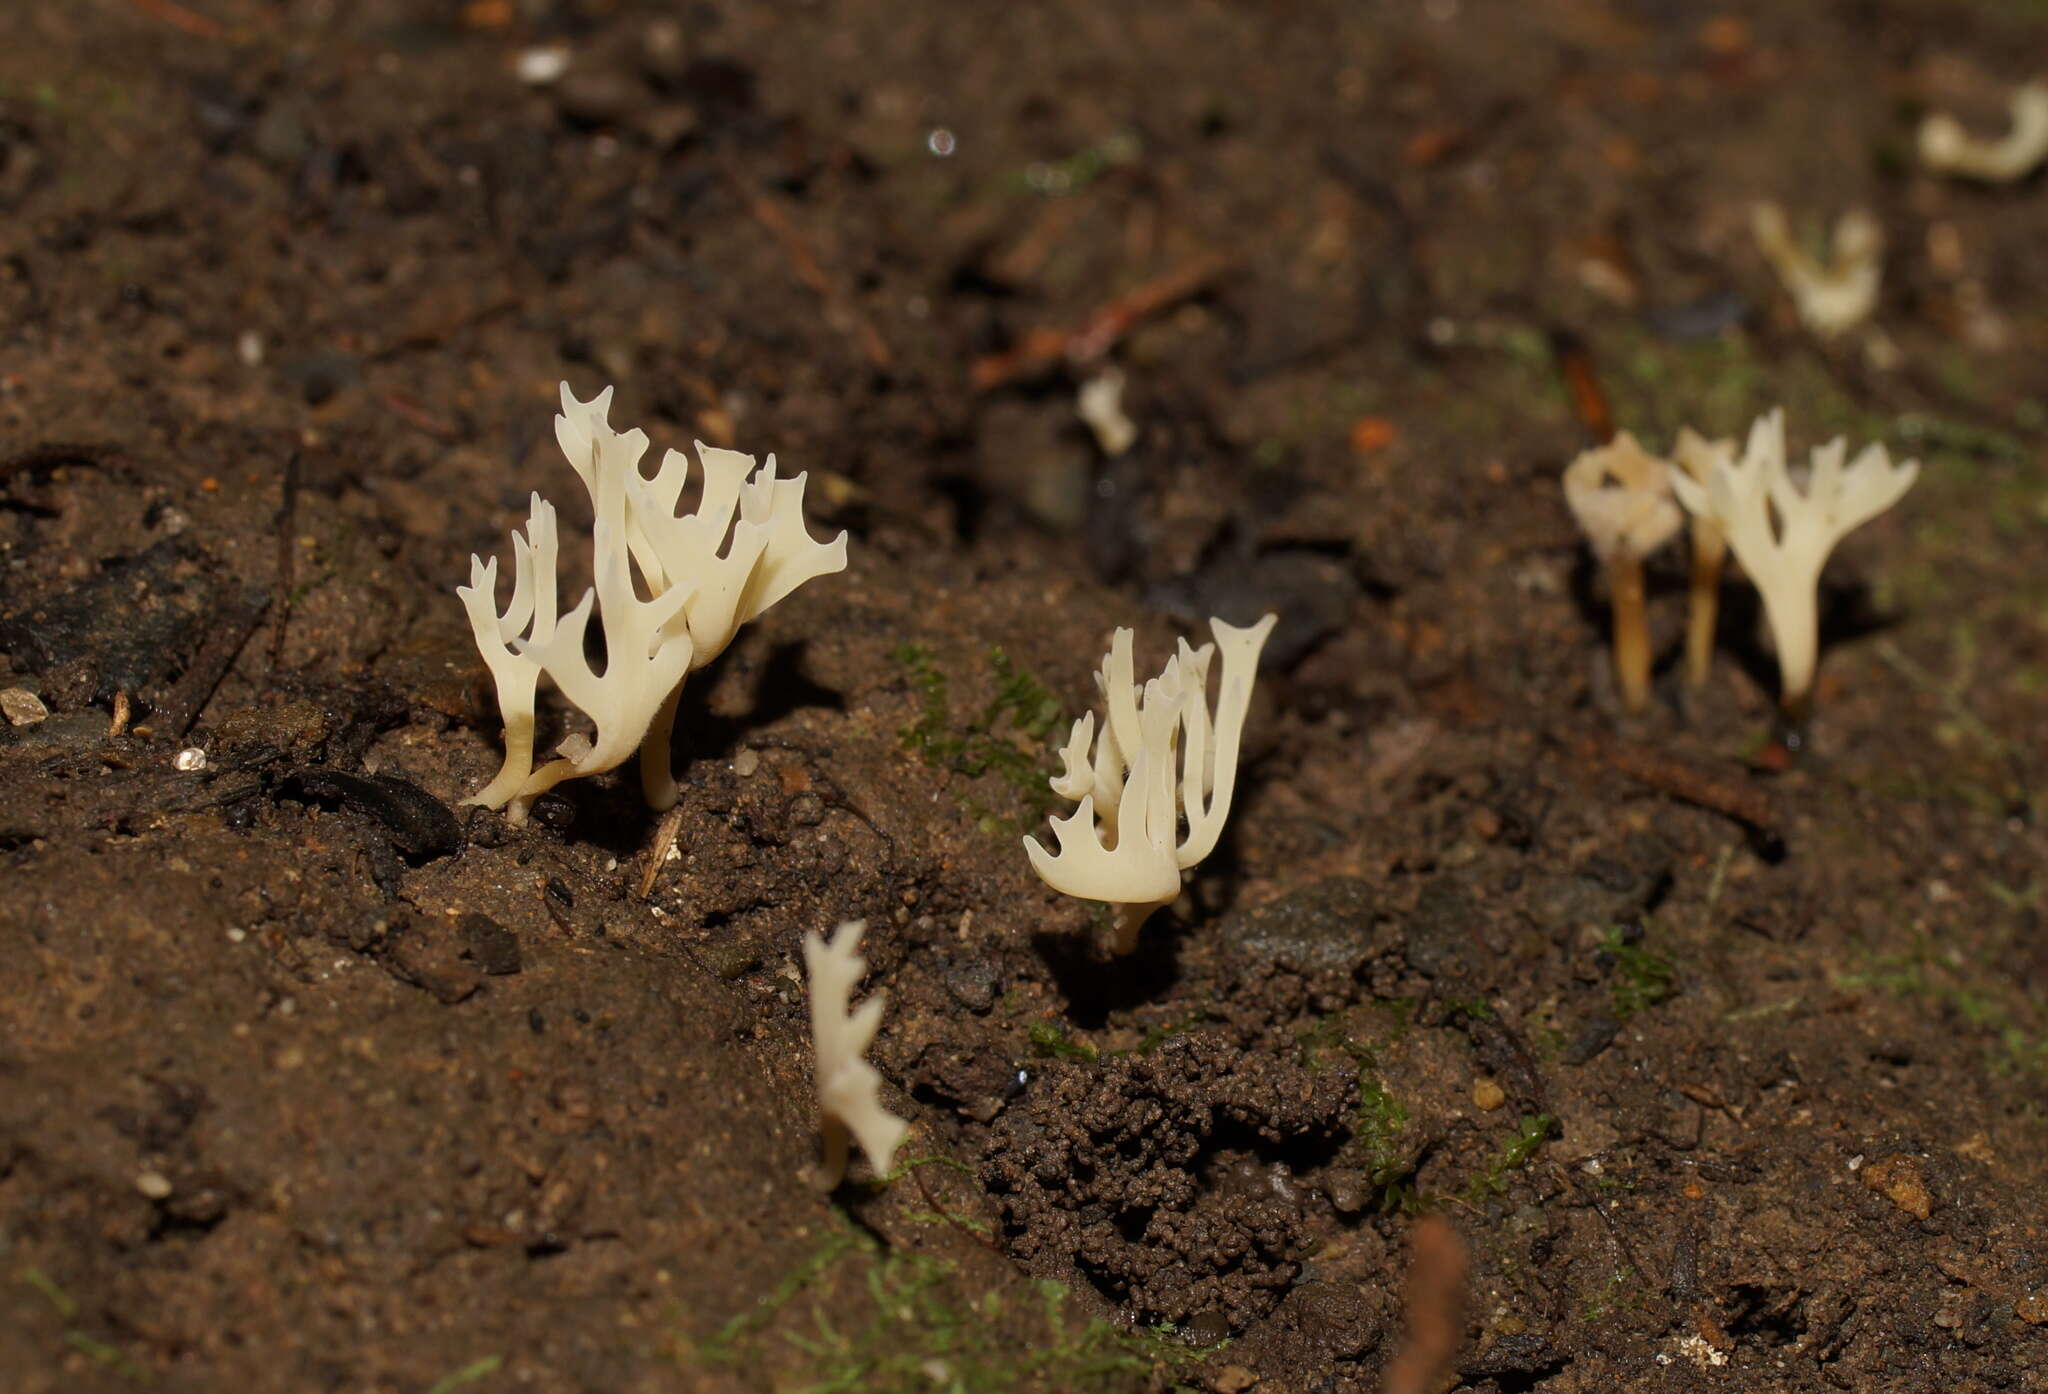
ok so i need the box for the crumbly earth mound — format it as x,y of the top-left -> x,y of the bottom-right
984,1032 -> 1353,1327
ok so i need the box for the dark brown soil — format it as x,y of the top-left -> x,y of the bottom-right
3,2 -> 2046,1392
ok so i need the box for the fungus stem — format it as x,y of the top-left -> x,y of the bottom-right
810,1115 -> 850,1192
639,686 -> 685,811
1608,549 -> 1651,713
1685,522 -> 1726,689
1778,685 -> 1814,741
1108,897 -> 1171,956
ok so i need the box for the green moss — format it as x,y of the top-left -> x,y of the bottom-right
1130,1010 -> 1222,1056
16,1266 -> 146,1380
1458,1114 -> 1557,1206
1027,1021 -> 1098,1063
1299,1009 -> 1418,1201
424,1357 -> 505,1394
1600,928 -> 1676,1021
683,1217 -> 1216,1393
1835,939 -> 2048,1080
894,644 -> 1067,834
1578,1265 -> 1640,1323
1352,1074 -> 1414,1190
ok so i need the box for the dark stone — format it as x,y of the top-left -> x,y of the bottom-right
1224,876 -> 1381,977
0,537 -> 213,705
460,913 -> 521,976
1281,1280 -> 1384,1360
555,70 -> 643,128
1564,1013 -> 1621,1065
940,953 -> 998,1013
279,768 -> 460,861
1404,879 -> 1476,980
385,919 -> 480,1004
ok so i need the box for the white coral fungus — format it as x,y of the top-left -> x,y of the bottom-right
1667,409 -> 1919,719
1024,614 -> 1277,954
1561,433 -> 1683,713
803,920 -> 908,1190
1919,81 -> 2048,183
1751,203 -> 1882,339
1561,432 -> 1683,565
459,384 -> 847,822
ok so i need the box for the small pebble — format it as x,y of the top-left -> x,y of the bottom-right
1472,1077 -> 1506,1111
732,748 -> 760,777
516,46 -> 571,85
173,747 -> 209,772
135,1171 -> 173,1199
0,687 -> 48,726
1861,1154 -> 1934,1219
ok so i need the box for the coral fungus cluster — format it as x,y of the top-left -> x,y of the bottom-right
1563,409 -> 1919,729
461,386 -> 1283,1183
460,385 -> 847,824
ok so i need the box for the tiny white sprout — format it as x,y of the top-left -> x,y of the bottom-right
1561,433 -> 1683,714
1667,408 -> 1919,728
173,747 -> 209,772
1077,368 -> 1138,456
515,46 -> 572,87
1751,203 -> 1882,339
1919,81 -> 2048,183
803,920 -> 908,1190
1025,613 -> 1277,954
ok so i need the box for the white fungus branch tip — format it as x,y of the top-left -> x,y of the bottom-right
1024,613 -> 1277,954
803,920 -> 908,1190
1919,82 -> 2048,183
1667,408 -> 1918,714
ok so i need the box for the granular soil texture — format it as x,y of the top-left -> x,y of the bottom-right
2,2 -> 2046,1393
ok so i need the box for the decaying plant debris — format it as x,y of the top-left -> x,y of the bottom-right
2,4 -> 2046,1394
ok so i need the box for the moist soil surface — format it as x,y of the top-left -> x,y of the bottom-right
3,3 -> 2046,1392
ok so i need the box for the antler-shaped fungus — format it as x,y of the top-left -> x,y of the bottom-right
1024,614 -> 1277,954
1562,432 -> 1683,713
1667,409 -> 1919,727
460,384 -> 847,823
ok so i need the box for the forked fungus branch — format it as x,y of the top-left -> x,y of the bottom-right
1024,615 -> 1277,954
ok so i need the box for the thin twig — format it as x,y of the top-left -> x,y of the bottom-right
637,805 -> 685,900
269,449 -> 301,674
1549,329 -> 1615,444
154,591 -> 269,739
129,0 -> 225,38
1551,725 -> 1785,853
380,392 -> 463,441
970,255 -> 1234,391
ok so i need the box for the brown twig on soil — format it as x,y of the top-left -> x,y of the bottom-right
379,392 -> 463,442
720,161 -> 892,370
1549,329 -> 1615,444
154,590 -> 271,739
1552,726 -> 1785,851
1380,1214 -> 1468,1394
636,804 -> 685,900
970,254 -> 1234,391
130,0 -> 225,39
268,449 -> 301,674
